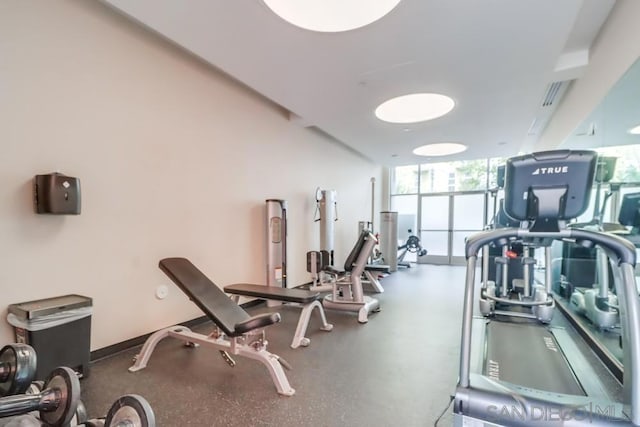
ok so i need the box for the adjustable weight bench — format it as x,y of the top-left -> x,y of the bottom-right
223,283 -> 333,349
129,257 -> 295,396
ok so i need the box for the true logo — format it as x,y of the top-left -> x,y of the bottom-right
532,166 -> 569,175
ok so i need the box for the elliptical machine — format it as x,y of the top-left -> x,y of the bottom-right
397,230 -> 427,268
480,165 -> 544,319
568,156 -> 622,329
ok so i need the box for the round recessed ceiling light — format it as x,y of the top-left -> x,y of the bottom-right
375,93 -> 455,124
629,125 -> 640,135
263,0 -> 402,32
413,143 -> 467,157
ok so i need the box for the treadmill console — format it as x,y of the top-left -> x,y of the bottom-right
619,192 -> 640,228
504,150 -> 596,230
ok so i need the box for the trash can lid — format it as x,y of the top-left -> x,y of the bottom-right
8,295 -> 92,320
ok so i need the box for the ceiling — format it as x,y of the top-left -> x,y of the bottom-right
103,0 -> 615,166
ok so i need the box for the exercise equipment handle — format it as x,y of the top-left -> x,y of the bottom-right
464,228 -> 636,265
0,388 -> 60,417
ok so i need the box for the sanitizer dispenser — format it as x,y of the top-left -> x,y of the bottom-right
34,173 -> 81,215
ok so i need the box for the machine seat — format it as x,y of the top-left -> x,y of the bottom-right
224,283 -> 320,304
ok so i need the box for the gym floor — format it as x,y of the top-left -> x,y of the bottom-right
78,264 -> 620,426
80,265 -> 465,426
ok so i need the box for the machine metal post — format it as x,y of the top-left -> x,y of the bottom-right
501,245 -> 509,297
370,177 -> 376,233
266,199 -> 287,307
620,263 -> 640,424
459,255 -> 477,388
319,190 -> 337,266
545,246 -> 552,293
380,211 -> 398,272
481,245 -> 489,286
522,246 -> 530,297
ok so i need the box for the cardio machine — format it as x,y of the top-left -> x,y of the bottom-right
481,199 -> 539,308
397,231 -> 427,268
454,150 -> 640,426
482,166 -> 537,300
567,156 -> 622,329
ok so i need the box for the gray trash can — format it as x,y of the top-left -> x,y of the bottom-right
7,294 -> 92,380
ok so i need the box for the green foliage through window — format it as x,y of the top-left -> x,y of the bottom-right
392,165 -> 419,194
395,157 -> 503,194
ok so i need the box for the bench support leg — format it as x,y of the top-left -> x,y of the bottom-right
363,270 -> 384,293
291,301 -> 333,349
235,345 -> 295,396
129,325 -> 191,372
128,326 -> 295,396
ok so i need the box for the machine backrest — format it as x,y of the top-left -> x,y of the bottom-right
344,230 -> 375,272
159,257 -> 249,337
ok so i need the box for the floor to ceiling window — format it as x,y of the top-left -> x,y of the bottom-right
390,157 -> 505,265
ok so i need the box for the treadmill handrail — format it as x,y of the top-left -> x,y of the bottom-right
459,233 -> 640,424
464,227 -> 636,265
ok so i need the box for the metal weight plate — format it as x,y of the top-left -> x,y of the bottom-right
105,395 -> 156,427
0,344 -> 37,397
39,367 -> 80,427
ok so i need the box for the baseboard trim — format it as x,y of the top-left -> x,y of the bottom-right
89,299 -> 264,362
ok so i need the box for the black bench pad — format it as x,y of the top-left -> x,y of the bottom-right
235,312 -> 282,335
159,258 -> 280,337
365,264 -> 390,273
225,283 -> 320,304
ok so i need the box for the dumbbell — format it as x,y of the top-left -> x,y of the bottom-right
81,395 -> 156,427
0,366 -> 80,426
0,344 -> 37,397
24,380 -> 88,425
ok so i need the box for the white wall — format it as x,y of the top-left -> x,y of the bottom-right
538,0 -> 640,150
0,1 -> 382,350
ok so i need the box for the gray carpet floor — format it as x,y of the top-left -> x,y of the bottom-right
79,264 -> 465,426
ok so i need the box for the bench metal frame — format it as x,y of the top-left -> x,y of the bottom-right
224,284 -> 333,349
129,325 -> 294,396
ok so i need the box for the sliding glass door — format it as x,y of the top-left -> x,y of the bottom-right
419,192 -> 486,265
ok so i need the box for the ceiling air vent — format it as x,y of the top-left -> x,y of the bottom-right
542,81 -> 564,107
526,79 -> 573,138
